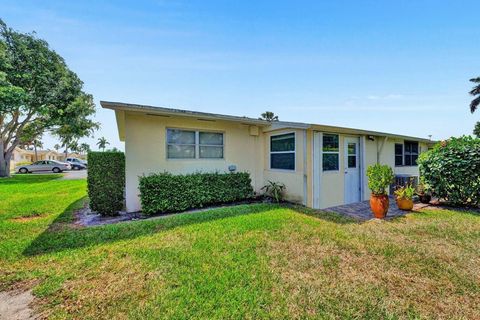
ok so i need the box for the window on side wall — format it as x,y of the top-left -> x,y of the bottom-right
166,129 -> 224,159
404,141 -> 419,166
394,141 -> 419,166
270,133 -> 295,170
395,143 -> 403,166
322,134 -> 339,171
199,132 -> 224,159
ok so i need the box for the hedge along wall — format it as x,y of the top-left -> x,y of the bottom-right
418,136 -> 480,207
139,172 -> 254,215
87,151 -> 125,216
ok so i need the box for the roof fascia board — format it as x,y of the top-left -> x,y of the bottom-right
101,101 -> 269,126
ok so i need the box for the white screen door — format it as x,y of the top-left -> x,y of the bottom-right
344,137 -> 361,204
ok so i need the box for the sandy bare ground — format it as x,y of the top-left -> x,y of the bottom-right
0,289 -> 36,320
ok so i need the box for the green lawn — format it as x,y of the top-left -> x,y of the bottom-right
1,175 -> 479,319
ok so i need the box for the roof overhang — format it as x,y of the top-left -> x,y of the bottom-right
101,100 -> 436,145
101,101 -> 271,142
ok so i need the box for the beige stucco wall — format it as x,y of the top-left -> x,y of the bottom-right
311,133 -> 429,209
123,112 -> 265,212
363,137 -> 428,201
122,111 -> 431,212
262,128 -> 306,204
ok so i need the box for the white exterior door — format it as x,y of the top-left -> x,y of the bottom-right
344,137 -> 361,204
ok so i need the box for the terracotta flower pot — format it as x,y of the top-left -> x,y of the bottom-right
370,194 -> 389,219
396,198 -> 414,211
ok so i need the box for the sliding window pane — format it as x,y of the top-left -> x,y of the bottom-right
271,133 -> 295,152
167,145 -> 195,159
323,153 -> 339,171
200,146 -> 223,159
199,132 -> 223,145
323,134 -> 339,152
167,129 -> 195,144
271,153 -> 295,170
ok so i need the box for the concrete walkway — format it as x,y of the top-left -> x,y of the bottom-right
325,197 -> 431,221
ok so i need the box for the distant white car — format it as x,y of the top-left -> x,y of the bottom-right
16,160 -> 72,174
66,157 -> 87,168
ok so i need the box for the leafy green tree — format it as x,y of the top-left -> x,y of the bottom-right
0,20 -> 98,177
96,137 -> 109,151
259,111 -> 279,122
474,121 -> 480,138
469,77 -> 480,113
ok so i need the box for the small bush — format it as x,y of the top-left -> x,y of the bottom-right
418,136 -> 480,207
261,181 -> 286,202
87,151 -> 125,215
139,172 -> 254,215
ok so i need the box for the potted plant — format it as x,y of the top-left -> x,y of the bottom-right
416,182 -> 432,204
394,184 -> 415,210
366,164 -> 394,219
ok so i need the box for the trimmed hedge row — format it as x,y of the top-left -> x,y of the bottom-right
87,151 -> 125,216
418,136 -> 480,207
139,172 -> 254,215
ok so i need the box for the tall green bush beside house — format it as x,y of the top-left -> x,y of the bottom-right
139,172 -> 254,214
87,151 -> 125,215
418,136 -> 480,207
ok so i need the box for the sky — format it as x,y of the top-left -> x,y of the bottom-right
1,0 -> 479,151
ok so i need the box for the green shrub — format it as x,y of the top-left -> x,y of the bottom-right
366,164 -> 394,195
261,181 -> 286,202
418,136 -> 480,206
139,172 -> 254,215
87,151 -> 125,216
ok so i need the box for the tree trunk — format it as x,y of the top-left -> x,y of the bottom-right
34,144 -> 38,161
0,140 -> 11,178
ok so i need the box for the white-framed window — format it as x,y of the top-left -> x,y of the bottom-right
322,133 -> 339,171
394,141 -> 419,166
270,132 -> 295,170
166,128 -> 224,159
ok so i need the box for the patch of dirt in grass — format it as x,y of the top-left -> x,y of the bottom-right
10,215 -> 46,223
0,288 -> 36,320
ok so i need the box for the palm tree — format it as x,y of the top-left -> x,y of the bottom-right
469,77 -> 480,113
259,111 -> 279,122
80,143 -> 91,155
54,144 -> 61,153
96,137 -> 109,151
69,141 -> 79,154
33,140 -> 43,161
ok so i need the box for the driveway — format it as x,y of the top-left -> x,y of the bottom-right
61,170 -> 87,180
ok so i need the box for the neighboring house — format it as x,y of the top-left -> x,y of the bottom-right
9,148 -> 81,170
10,148 -> 35,169
101,101 -> 435,213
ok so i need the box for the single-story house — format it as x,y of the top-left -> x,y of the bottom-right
101,101 -> 435,213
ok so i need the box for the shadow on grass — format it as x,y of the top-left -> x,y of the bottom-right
23,202 -> 287,256
23,200 -> 358,257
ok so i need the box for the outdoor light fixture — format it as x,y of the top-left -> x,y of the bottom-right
368,135 -> 375,141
